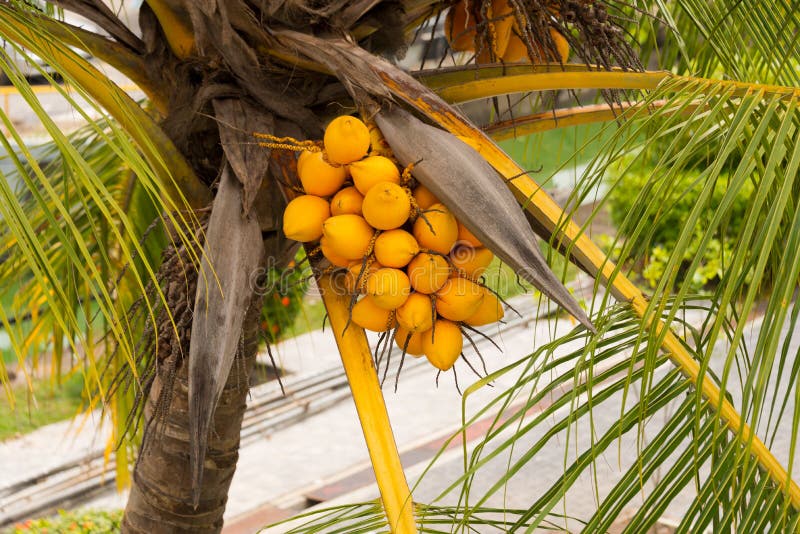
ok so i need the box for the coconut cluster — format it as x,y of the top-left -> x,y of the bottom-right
282,115 -> 505,373
445,0 -> 570,63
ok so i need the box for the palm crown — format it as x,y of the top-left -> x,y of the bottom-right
0,1 -> 799,532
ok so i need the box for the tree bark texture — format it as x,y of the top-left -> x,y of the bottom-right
122,294 -> 262,533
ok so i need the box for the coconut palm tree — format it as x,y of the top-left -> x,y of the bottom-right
1,0 -> 799,532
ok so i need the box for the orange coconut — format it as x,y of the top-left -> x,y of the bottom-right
464,288 -> 504,326
352,296 -> 396,332
297,150 -> 348,197
450,246 -> 494,278
320,237 -> 350,267
396,292 -> 434,333
422,320 -> 463,371
457,222 -> 482,248
412,184 -> 440,210
362,181 -> 411,230
323,115 -> 370,165
282,195 -> 329,242
366,268 -> 411,310
407,252 -> 451,294
435,277 -> 485,322
413,203 -> 459,254
297,149 -> 315,176
374,229 -> 420,268
349,155 -> 401,195
330,186 -> 364,216
322,214 -> 374,260
343,260 -> 382,293
394,326 -> 425,356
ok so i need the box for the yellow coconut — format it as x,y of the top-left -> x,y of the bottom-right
330,186 -> 364,216
322,214 -> 374,260
457,222 -> 482,248
282,195 -> 330,242
407,252 -> 451,294
503,27 -> 570,63
374,229 -> 420,268
473,0 -> 515,63
297,149 -> 315,176
343,260 -> 382,293
422,319 -> 463,371
366,267 -> 411,310
464,288 -> 504,326
450,246 -> 494,278
435,277 -> 485,321
323,115 -> 370,165
297,150 -> 348,197
352,296 -> 396,332
349,155 -> 401,195
412,184 -> 439,210
394,326 -> 425,356
490,0 -> 515,57
362,181 -> 411,230
413,203 -> 459,254
396,292 -> 434,333
320,237 -> 350,267
444,1 -> 479,52
551,28 -> 570,63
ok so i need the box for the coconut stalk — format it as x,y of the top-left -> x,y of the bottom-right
317,274 -> 417,533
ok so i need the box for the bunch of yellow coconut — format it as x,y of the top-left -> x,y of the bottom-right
282,115 -> 505,373
445,0 -> 569,63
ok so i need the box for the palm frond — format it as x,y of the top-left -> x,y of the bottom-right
629,0 -> 800,87
378,62 -> 800,524
423,303 -> 799,531
0,3 -> 209,207
0,112 -> 181,476
0,19 -> 210,473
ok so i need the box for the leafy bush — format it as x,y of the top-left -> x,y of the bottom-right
260,253 -> 309,343
606,163 -> 753,291
9,509 -> 122,534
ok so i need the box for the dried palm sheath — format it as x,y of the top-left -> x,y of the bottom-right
187,167 -> 264,506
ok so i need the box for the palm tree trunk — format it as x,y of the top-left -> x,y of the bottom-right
122,294 -> 262,533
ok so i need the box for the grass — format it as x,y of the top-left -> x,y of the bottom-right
0,371 -> 85,441
498,121 -> 616,181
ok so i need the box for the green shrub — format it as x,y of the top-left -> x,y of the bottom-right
9,509 -> 122,534
606,163 -> 753,291
259,252 -> 309,343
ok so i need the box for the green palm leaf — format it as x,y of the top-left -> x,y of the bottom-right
0,6 -> 210,483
